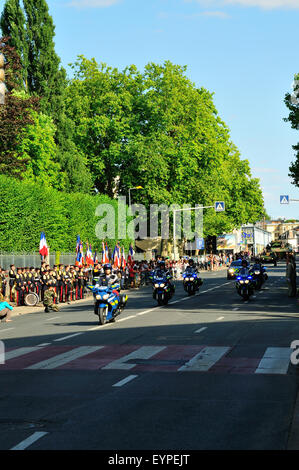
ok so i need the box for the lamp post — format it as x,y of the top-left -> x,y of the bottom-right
128,186 -> 143,206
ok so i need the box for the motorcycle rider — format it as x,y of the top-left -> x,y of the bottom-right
184,258 -> 202,289
100,264 -> 127,311
152,260 -> 175,296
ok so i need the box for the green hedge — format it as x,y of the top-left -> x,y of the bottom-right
0,175 -> 132,252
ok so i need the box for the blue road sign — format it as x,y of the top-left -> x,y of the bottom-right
280,195 -> 289,204
215,201 -> 225,212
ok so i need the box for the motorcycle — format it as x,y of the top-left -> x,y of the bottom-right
182,271 -> 203,295
87,282 -> 127,325
250,265 -> 268,290
152,275 -> 174,305
236,272 -> 255,300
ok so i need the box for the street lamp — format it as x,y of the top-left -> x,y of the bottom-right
128,186 -> 143,206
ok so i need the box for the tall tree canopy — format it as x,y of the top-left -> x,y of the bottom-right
66,56 -> 266,235
285,74 -> 299,187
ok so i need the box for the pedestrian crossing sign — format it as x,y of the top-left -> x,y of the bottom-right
215,201 -> 225,212
280,195 -> 289,204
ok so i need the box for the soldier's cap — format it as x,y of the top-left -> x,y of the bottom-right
17,268 -> 22,271
59,264 -> 64,267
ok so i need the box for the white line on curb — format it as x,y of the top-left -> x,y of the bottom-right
11,432 -> 48,450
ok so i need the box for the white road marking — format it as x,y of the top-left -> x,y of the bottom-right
37,343 -> 51,347
45,317 -> 60,321
178,346 -> 230,372
255,347 -> 292,375
194,327 -> 207,334
5,346 -> 46,361
216,317 -> 225,321
54,333 -> 83,342
112,375 -> 138,387
11,432 -> 48,450
0,328 -> 14,333
102,345 -> 166,370
232,308 -> 239,311
26,346 -> 103,370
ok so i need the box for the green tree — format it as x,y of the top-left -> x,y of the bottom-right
0,36 -> 39,177
284,74 -> 299,187
0,0 -> 28,89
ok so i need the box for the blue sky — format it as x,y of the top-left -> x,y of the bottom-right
45,1 -> 299,218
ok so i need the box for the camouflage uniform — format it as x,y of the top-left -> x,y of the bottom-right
43,288 -> 59,313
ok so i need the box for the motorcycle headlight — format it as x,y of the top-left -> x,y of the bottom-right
254,271 -> 260,275
189,277 -> 194,281
154,283 -> 159,288
245,280 -> 249,284
96,295 -> 101,300
240,280 -> 244,284
229,269 -> 234,273
185,277 -> 189,281
103,294 -> 109,300
160,283 -> 165,287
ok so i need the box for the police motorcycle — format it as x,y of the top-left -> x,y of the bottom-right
182,261 -> 203,296
150,262 -> 175,306
235,263 -> 255,301
249,259 -> 268,291
87,264 -> 127,325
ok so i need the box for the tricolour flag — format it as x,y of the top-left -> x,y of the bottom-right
39,232 -> 49,258
85,243 -> 94,266
112,244 -> 121,269
76,240 -> 84,267
128,244 -> 134,264
94,251 -> 99,264
121,246 -> 126,269
102,241 -> 109,264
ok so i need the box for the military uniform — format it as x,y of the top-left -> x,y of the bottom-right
43,288 -> 59,313
15,270 -> 25,306
9,267 -> 17,302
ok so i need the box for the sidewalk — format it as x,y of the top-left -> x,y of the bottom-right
3,294 -> 94,319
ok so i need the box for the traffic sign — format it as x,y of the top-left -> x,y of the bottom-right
215,201 -> 225,212
280,195 -> 289,204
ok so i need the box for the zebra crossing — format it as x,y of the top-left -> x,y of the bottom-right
0,343 -> 293,375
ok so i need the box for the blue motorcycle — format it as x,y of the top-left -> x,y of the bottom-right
87,283 -> 127,325
182,271 -> 203,295
152,275 -> 174,306
250,264 -> 268,290
236,272 -> 255,300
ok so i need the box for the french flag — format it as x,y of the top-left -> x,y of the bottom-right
86,243 -> 94,266
112,245 -> 121,269
102,241 -> 109,264
128,244 -> 134,264
39,232 -> 49,258
121,246 -> 126,268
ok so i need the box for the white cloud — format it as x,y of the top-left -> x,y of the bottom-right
186,0 -> 299,9
68,0 -> 121,8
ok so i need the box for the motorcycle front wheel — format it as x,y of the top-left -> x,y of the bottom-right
94,303 -> 108,325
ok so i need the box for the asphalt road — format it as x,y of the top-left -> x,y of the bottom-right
1,262 -> 299,453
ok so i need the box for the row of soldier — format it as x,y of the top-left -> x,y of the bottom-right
1,262 -> 92,306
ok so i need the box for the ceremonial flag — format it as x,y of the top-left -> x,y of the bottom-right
39,232 -> 48,258
128,244 -> 134,264
76,240 -> 84,267
102,241 -> 109,264
94,251 -> 99,264
121,246 -> 126,269
76,235 -> 80,254
85,243 -> 94,266
112,244 -> 121,269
